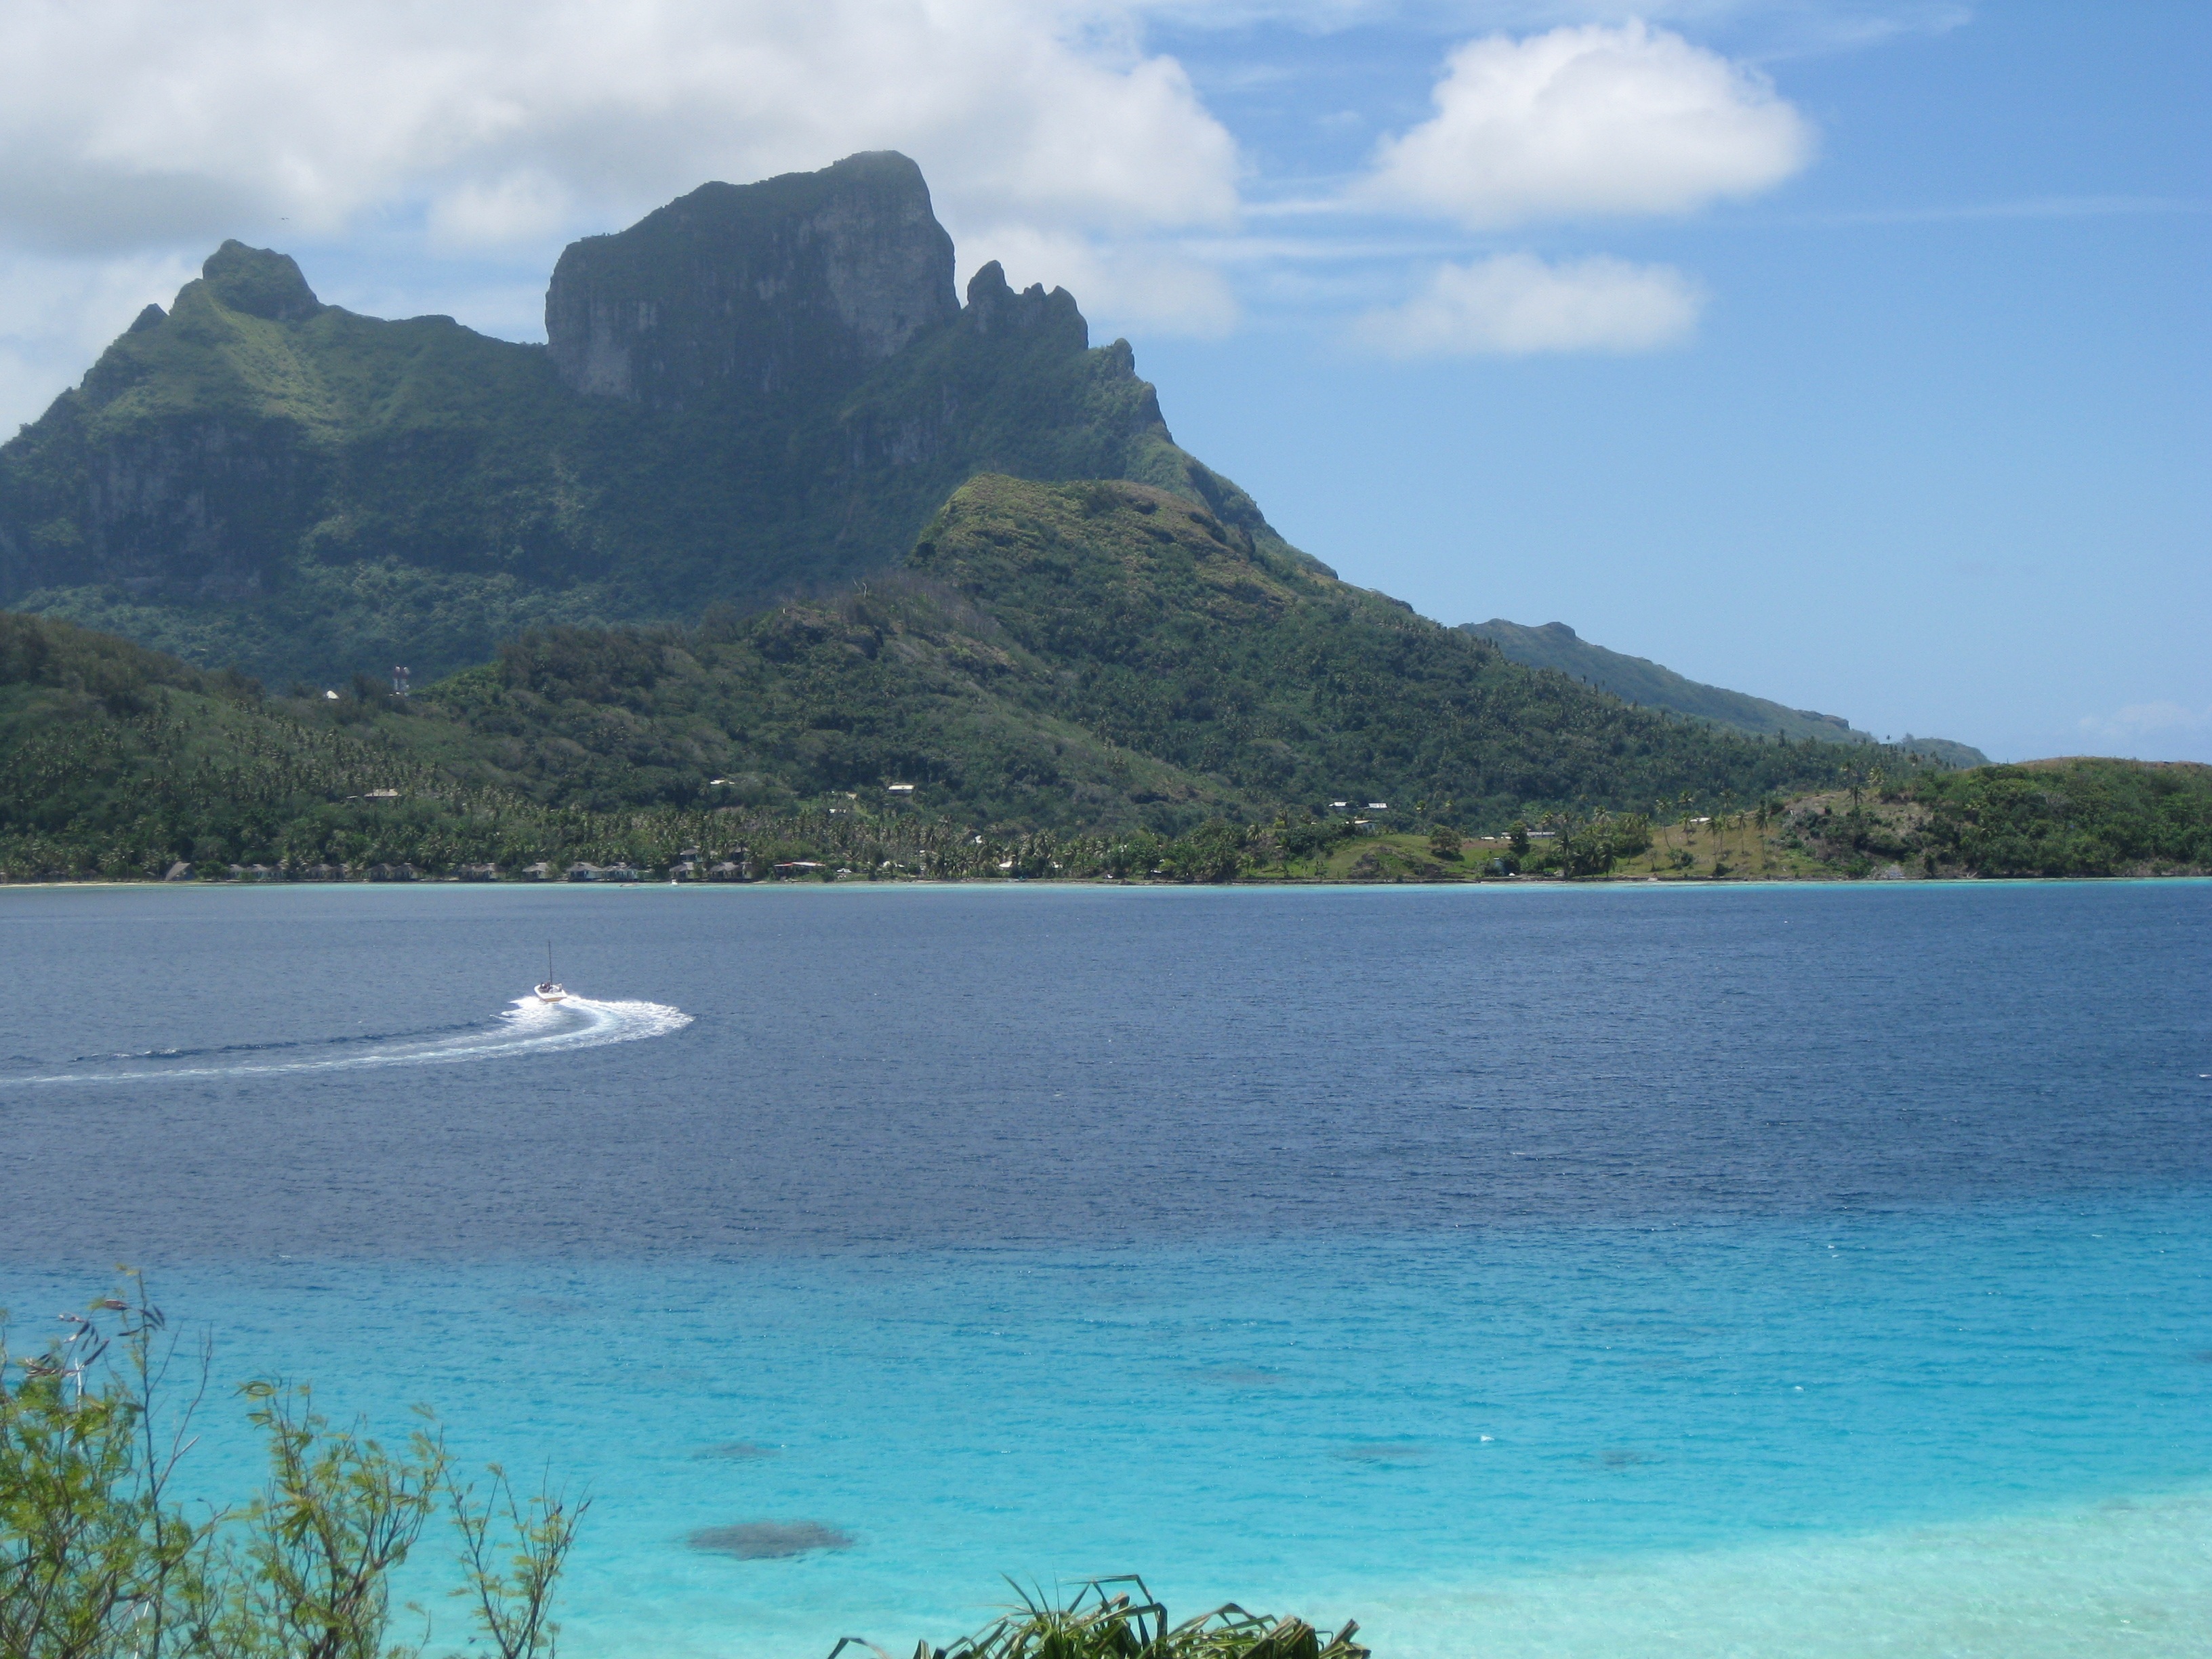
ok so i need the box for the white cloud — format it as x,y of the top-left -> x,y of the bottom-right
0,1 -> 1240,253
1132,1 -> 1971,55
1353,252 -> 1702,355
426,173 -> 575,251
1361,21 -> 1814,226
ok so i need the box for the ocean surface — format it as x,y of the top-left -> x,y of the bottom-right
3,880 -> 2209,1657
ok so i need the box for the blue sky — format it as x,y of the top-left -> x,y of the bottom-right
1139,3 -> 2212,760
0,1 -> 2203,759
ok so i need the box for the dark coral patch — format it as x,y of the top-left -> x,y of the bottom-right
689,1521 -> 852,1559
1332,1443 -> 1429,1465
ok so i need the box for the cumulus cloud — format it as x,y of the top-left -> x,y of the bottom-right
1132,0 -> 1969,40
0,1 -> 1240,254
1361,21 -> 1814,226
0,2 -> 1840,428
1353,252 -> 1702,355
426,172 -> 576,252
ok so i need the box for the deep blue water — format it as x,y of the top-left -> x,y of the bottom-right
3,881 -> 2210,1656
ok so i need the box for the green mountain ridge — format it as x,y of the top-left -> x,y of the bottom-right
1462,618 -> 1988,766
0,153 -> 1293,687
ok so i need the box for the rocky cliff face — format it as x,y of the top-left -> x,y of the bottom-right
959,260 -> 1086,347
0,152 -> 1285,683
199,241 -> 325,323
545,151 -> 958,411
0,243 -> 331,605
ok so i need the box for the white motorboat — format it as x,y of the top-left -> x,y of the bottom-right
535,943 -> 567,1003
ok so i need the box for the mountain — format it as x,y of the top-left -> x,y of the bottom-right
0,150 -> 1986,862
1460,618 -> 1988,766
0,153 -> 1288,687
409,474 -> 1879,831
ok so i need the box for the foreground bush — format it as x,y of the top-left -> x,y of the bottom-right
0,1277 -> 580,1659
848,1578 -> 1366,1659
6,1287 -> 1366,1659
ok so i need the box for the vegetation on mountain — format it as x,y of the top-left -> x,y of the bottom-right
0,157 -> 1293,689
377,476 -> 1873,830
0,154 -> 2181,886
1462,617 -> 1988,765
892,476 -> 1879,823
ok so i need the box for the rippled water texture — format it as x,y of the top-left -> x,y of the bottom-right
3,880 -> 2209,1656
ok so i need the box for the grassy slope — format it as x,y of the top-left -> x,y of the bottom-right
1202,756 -> 2212,884
1531,758 -> 2212,881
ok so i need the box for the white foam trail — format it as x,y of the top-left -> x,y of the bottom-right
3,997 -> 691,1085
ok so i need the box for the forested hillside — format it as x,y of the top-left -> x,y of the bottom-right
352,476 -> 1882,827
3,596 -> 2200,882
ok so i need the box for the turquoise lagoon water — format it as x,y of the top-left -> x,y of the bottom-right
3,881 -> 2209,1656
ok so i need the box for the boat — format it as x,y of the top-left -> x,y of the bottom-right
535,943 -> 567,1004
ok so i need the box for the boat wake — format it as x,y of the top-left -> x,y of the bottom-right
0,996 -> 692,1086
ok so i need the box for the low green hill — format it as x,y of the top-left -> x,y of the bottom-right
1782,757 -> 2212,878
1462,617 -> 1988,766
1918,758 -> 2212,874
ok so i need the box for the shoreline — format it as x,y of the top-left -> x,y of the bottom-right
5,871 -> 2209,892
